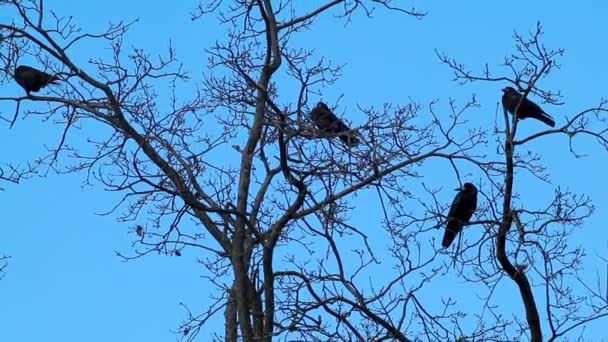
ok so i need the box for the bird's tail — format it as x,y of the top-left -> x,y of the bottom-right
339,133 -> 360,147
442,220 -> 461,248
538,112 -> 555,127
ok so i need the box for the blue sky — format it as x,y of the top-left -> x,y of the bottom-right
1,1 -> 608,341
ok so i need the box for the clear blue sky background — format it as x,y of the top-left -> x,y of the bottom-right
1,1 -> 607,341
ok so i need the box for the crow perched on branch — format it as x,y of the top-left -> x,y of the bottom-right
442,182 -> 478,248
310,102 -> 360,147
501,86 -> 555,127
14,65 -> 61,95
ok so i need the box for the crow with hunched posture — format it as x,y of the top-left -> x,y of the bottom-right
310,102 -> 360,147
442,182 -> 478,248
501,86 -> 555,127
14,65 -> 61,95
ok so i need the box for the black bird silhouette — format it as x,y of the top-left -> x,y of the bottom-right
501,87 -> 555,127
442,182 -> 478,248
14,65 -> 60,95
310,102 -> 360,146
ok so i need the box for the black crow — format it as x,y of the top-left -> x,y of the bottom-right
136,225 -> 144,237
442,182 -> 478,248
14,65 -> 60,95
310,102 -> 360,146
501,86 -> 555,127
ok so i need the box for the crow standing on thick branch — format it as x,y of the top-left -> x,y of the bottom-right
310,102 -> 360,146
442,182 -> 478,248
501,86 -> 556,127
14,65 -> 61,95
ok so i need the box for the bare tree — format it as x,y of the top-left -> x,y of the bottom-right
436,22 -> 608,341
1,1 -> 607,341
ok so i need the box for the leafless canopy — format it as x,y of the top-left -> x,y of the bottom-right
1,1 -> 607,341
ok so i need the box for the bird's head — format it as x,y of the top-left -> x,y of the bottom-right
315,101 -> 329,110
502,86 -> 517,94
455,182 -> 478,193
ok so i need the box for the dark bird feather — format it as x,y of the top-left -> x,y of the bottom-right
14,65 -> 61,95
501,86 -> 555,127
442,182 -> 478,248
310,102 -> 360,146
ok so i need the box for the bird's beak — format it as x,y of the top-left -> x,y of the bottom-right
454,186 -> 463,191
501,88 -> 507,92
